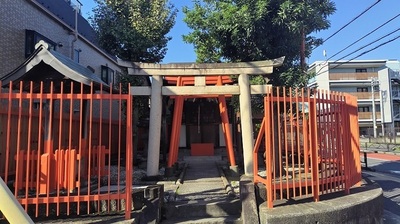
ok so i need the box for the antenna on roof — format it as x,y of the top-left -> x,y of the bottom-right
71,0 -> 82,14
323,50 -> 327,59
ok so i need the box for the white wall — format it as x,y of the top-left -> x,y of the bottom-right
378,68 -> 393,123
314,62 -> 330,90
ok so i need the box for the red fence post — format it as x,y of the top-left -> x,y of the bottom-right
344,94 -> 361,190
125,84 -> 133,220
309,95 -> 320,202
264,89 -> 274,208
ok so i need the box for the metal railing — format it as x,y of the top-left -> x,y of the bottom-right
0,81 -> 133,219
348,92 -> 380,100
392,90 -> 400,98
329,72 -> 378,80
253,87 -> 361,208
358,111 -> 381,120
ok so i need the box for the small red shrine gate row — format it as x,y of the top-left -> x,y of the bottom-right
0,81 -> 133,219
253,87 -> 361,208
164,76 -> 236,169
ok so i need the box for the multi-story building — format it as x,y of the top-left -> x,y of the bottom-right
308,59 -> 400,137
0,0 -> 121,83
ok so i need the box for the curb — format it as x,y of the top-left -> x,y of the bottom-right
259,183 -> 383,224
175,163 -> 188,185
216,164 -> 235,197
360,148 -> 400,156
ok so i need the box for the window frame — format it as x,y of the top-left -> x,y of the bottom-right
25,30 -> 57,58
358,106 -> 370,112
355,68 -> 367,73
101,65 -> 115,84
357,87 -> 368,92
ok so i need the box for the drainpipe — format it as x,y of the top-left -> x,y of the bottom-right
71,1 -> 82,60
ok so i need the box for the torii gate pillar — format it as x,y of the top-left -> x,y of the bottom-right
147,76 -> 163,177
238,74 -> 254,176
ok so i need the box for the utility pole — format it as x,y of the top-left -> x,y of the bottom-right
380,90 -> 387,141
300,28 -> 306,71
371,77 -> 378,138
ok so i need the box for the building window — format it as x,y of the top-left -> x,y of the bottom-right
359,107 -> 369,112
356,68 -> 367,73
357,87 -> 368,92
358,107 -> 370,112
101,65 -> 114,84
25,30 -> 57,58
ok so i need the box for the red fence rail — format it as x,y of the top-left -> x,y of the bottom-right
0,81 -> 133,219
253,87 -> 361,208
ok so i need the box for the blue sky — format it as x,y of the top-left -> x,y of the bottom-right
80,0 -> 400,64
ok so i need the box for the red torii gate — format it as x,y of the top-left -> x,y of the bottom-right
164,75 -> 236,169
120,57 -> 285,177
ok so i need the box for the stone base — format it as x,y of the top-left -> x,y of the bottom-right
258,183 -> 383,224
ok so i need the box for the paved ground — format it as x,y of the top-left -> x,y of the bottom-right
175,156 -> 227,201
361,151 -> 400,224
158,155 -> 230,203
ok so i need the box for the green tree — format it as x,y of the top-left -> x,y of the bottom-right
90,1 -> 177,157
91,0 -> 177,62
183,0 -> 335,87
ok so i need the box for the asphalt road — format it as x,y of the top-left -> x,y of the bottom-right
362,153 -> 400,224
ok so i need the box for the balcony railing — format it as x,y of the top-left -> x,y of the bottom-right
358,111 -> 381,120
349,92 -> 380,100
393,111 -> 400,119
392,90 -> 400,98
390,71 -> 400,80
329,72 -> 378,80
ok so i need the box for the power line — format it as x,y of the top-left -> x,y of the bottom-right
313,0 -> 382,50
330,34 -> 400,70
333,27 -> 400,63
326,13 -> 400,61
314,27 -> 400,74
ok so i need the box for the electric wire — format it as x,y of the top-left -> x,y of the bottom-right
333,27 -> 400,63
325,13 -> 400,61
312,0 -> 382,50
314,27 -> 400,74
330,33 -> 400,70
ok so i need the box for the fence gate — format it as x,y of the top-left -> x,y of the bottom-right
0,81 -> 133,219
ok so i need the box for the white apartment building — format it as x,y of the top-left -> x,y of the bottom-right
308,60 -> 400,137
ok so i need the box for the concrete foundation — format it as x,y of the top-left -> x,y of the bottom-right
258,183 -> 383,224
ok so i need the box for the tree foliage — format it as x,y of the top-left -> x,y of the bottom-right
183,0 -> 335,87
91,0 -> 177,62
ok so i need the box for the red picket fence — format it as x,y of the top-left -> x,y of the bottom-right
253,87 -> 361,208
0,81 -> 133,219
